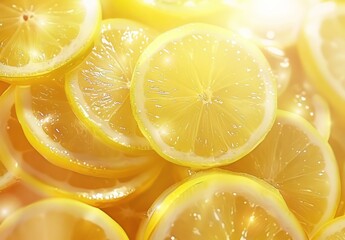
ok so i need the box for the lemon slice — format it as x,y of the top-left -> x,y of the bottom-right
311,215 -> 345,239
15,75 -> 161,178
66,19 -> 158,152
0,0 -> 101,82
299,1 -> 345,118
0,198 -> 129,240
227,110 -> 340,236
0,87 -> 163,207
131,23 -> 277,168
137,170 -> 307,239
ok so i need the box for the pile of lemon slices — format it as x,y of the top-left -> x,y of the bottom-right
1,0 -> 345,239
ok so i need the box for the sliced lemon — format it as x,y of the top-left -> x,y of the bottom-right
311,215 -> 345,239
137,169 -> 307,239
0,0 -> 101,82
131,23 -> 277,168
15,75 -> 161,178
227,110 -> 340,236
0,87 -> 163,207
66,19 -> 157,152
298,1 -> 345,118
0,198 -> 129,240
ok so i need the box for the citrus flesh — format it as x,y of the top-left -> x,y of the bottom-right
0,0 -> 101,81
0,87 -> 163,207
131,23 -> 277,168
299,1 -> 345,118
0,198 -> 129,240
66,19 -> 157,152
227,110 -> 340,236
15,75 -> 160,178
137,170 -> 307,239
0,1 -> 344,239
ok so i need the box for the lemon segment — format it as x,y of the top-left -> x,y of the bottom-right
138,170 -> 307,239
66,19 -> 158,152
227,110 -> 340,236
0,0 -> 101,81
131,23 -> 277,168
0,198 -> 129,240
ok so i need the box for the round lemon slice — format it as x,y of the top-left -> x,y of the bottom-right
227,110 -> 340,236
66,19 -> 158,152
0,198 -> 129,240
0,0 -> 101,82
131,23 -> 277,168
137,170 -> 307,239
